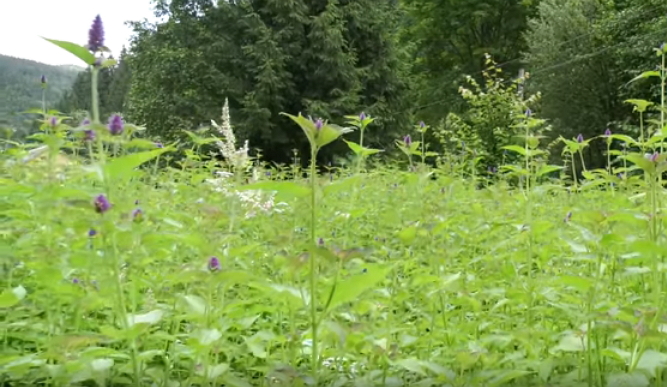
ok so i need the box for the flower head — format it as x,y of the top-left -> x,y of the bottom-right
604,128 -> 612,136
525,108 -> 532,117
94,194 -> 111,214
82,118 -> 91,126
359,112 -> 366,121
107,114 -> 124,135
154,142 -> 163,148
88,228 -> 97,237
208,256 -> 221,271
419,121 -> 426,128
84,129 -> 95,142
403,134 -> 412,146
87,15 -> 105,52
650,152 -> 660,163
314,118 -> 324,131
41,75 -> 47,84
49,116 -> 58,127
132,208 -> 144,222
576,134 -> 584,143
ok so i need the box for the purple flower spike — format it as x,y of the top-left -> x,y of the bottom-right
318,237 -> 325,246
525,108 -> 532,117
314,118 -> 324,131
403,134 -> 412,146
419,121 -> 426,128
576,134 -> 584,143
94,194 -> 111,214
604,128 -> 612,136
84,130 -> 95,142
155,142 -> 163,148
208,256 -> 221,271
49,117 -> 58,127
359,112 -> 366,121
82,118 -> 91,126
72,278 -> 80,284
651,152 -> 659,162
88,228 -> 97,237
41,75 -> 47,84
108,114 -> 124,135
87,15 -> 105,52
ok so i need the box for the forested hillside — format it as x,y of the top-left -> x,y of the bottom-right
0,54 -> 81,134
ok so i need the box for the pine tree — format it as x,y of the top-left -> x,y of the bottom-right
127,0 -> 411,164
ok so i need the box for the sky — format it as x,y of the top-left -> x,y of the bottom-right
0,0 -> 157,66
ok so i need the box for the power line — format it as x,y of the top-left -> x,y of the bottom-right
413,24 -> 667,112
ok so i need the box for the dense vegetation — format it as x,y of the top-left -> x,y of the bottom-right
2,1 -> 667,386
0,55 -> 81,136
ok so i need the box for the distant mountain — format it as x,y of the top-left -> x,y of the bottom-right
0,54 -> 82,135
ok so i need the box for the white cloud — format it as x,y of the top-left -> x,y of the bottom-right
0,0 -> 157,65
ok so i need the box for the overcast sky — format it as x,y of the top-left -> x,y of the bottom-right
0,0 -> 157,66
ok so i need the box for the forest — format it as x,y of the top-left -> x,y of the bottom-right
2,0 -> 667,386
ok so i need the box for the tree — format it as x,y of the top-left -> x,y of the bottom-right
126,0 -> 411,165
400,0 -> 542,124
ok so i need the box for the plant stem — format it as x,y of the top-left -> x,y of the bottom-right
309,146 -> 319,386
91,67 -> 100,124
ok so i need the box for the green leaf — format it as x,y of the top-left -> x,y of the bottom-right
606,372 -> 649,387
624,154 -> 655,174
0,285 -> 27,308
627,71 -> 661,85
501,145 -> 527,156
323,175 -> 362,196
103,147 -> 171,182
326,263 -> 394,311
42,38 -> 96,65
636,350 -> 667,377
393,358 -> 427,376
344,140 -> 383,157
237,181 -> 310,198
536,165 -> 563,177
280,112 -> 317,146
126,310 -> 164,327
398,225 -> 418,245
625,99 -> 653,113
486,370 -> 533,387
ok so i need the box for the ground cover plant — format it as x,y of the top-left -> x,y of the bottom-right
3,15 -> 667,387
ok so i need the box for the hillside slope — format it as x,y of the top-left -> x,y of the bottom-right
0,54 -> 82,133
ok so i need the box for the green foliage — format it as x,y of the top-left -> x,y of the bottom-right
125,0 -> 411,164
433,56 -> 547,172
401,0 -> 541,123
0,55 -> 81,137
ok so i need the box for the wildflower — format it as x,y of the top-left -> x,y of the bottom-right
208,256 -> 221,271
49,116 -> 58,127
40,75 -> 47,85
87,15 -> 105,52
88,229 -> 97,237
604,128 -> 612,136
83,129 -> 95,141
211,99 -> 251,172
132,208 -> 143,222
107,114 -> 123,135
318,237 -> 325,246
650,152 -> 659,162
525,108 -> 532,117
403,135 -> 412,146
314,118 -> 324,131
72,278 -> 80,284
359,112 -> 366,121
420,121 -> 426,128
154,142 -> 163,148
94,194 -> 111,213
576,134 -> 584,143
81,118 -> 91,126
